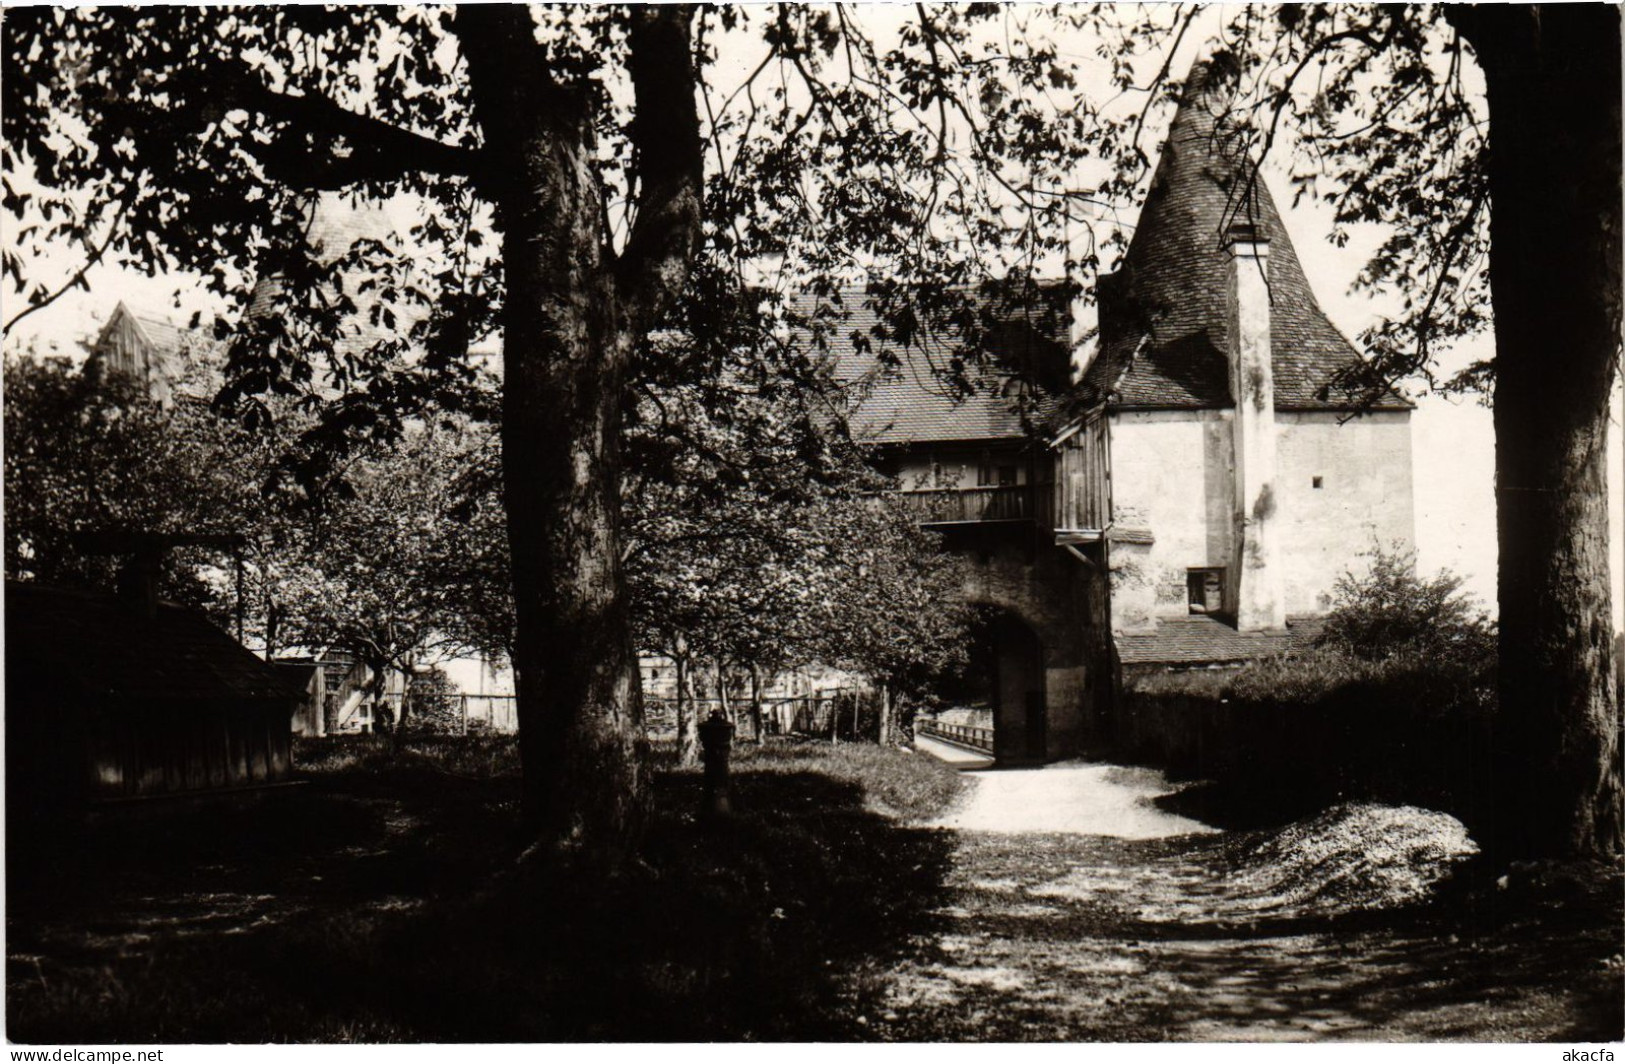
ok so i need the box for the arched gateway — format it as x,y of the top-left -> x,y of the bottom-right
946,606 -> 1050,764
936,525 -> 1114,764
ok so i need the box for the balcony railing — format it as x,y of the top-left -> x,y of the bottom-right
894,484 -> 1045,525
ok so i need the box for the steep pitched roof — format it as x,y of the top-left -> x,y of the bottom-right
86,302 -> 218,403
5,581 -> 302,705
91,302 -> 192,367
1084,61 -> 1407,412
812,286 -> 1071,445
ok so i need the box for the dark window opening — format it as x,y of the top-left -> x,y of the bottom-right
1312,475 -> 1324,489
1188,568 -> 1226,616
998,465 -> 1018,487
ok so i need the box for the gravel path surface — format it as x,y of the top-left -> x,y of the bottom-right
930,760 -> 1217,839
847,749 -> 1623,1041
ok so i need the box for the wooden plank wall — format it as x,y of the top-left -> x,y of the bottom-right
86,701 -> 296,798
1055,414 -> 1111,532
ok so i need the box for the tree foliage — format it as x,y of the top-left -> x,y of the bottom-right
6,5 -> 1617,858
1318,543 -> 1496,664
271,417 -> 499,728
2,350 -> 499,713
2,351 -> 273,614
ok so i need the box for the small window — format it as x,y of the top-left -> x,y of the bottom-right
998,465 -> 1018,487
1188,568 -> 1226,616
1312,475 -> 1324,489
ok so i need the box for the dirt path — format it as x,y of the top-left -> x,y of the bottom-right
848,753 -> 1623,1041
930,759 -> 1217,838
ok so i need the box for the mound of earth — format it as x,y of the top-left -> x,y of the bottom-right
1225,802 -> 1478,915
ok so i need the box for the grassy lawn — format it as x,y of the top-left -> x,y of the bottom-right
7,735 -> 968,1043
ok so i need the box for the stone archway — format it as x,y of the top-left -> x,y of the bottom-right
942,605 -> 1049,765
984,609 -> 1047,764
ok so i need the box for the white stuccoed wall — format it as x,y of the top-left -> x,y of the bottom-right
1107,407 -> 1415,629
1108,409 -> 1236,630
1275,410 -> 1417,614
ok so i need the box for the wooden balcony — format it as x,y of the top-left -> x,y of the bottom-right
895,484 -> 1045,525
886,414 -> 1112,535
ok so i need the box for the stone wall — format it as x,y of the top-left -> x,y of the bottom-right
943,528 -> 1112,759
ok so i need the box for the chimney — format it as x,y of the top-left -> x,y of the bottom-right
1225,222 -> 1285,631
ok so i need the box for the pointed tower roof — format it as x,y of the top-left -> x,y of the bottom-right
1084,60 -> 1406,411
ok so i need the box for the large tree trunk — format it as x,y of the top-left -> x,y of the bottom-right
1453,6 -> 1623,859
501,165 -> 647,859
461,6 -> 700,865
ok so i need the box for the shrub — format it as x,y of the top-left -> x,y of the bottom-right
1115,550 -> 1499,825
402,666 -> 464,735
1317,543 -> 1496,662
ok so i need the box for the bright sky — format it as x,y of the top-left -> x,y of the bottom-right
1,5 -> 1619,628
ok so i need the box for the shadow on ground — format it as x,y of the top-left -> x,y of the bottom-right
10,743 -> 1620,1042
7,750 -> 957,1042
850,830 -> 1624,1041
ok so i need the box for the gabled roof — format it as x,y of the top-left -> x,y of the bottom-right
1084,61 -> 1408,413
5,581 -> 302,705
92,302 -> 195,366
811,286 -> 1070,445
1116,613 -> 1324,665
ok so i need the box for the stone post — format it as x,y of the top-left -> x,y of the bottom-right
698,711 -> 735,818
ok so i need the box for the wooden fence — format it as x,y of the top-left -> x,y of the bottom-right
645,689 -> 868,741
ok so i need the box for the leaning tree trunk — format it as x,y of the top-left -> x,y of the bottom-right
1453,5 -> 1623,859
363,657 -> 393,738
676,650 -> 700,767
464,6 -> 701,863
715,661 -> 734,726
748,662 -> 765,745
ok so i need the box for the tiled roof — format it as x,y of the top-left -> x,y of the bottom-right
810,287 -> 1071,445
244,199 -> 415,361
5,581 -> 303,705
1116,613 -> 1323,665
128,313 -> 190,359
1084,62 -> 1409,413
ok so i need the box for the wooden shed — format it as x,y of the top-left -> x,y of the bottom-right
5,581 -> 304,816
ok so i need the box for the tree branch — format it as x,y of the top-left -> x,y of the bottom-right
3,195 -> 131,337
615,5 -> 704,332
170,58 -> 485,191
243,79 -> 484,190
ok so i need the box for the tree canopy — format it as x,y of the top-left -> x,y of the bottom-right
5,4 -> 1617,859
